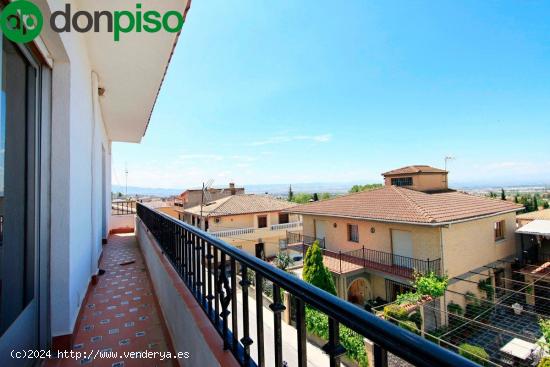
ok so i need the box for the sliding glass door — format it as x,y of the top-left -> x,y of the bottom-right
0,33 -> 45,365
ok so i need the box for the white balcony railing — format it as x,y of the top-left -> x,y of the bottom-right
209,227 -> 256,238
270,221 -> 303,231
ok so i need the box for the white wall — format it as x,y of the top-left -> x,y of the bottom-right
44,0 -> 111,337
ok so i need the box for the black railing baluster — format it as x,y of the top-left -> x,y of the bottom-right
374,343 -> 389,367
240,264 -> 253,366
295,298 -> 307,367
323,317 -> 346,367
206,242 -> 214,318
255,271 -> 265,367
214,247 -> 220,329
218,251 -> 230,350
230,258 -> 239,353
270,284 -> 285,367
201,238 -> 207,308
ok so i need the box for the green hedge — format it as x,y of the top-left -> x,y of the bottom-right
458,343 -> 489,366
538,357 -> 550,367
383,304 -> 409,322
305,307 -> 368,367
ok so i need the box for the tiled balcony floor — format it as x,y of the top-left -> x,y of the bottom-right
46,234 -> 177,367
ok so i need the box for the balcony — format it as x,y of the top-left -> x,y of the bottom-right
209,222 -> 303,239
134,203 -> 473,367
286,232 -> 441,278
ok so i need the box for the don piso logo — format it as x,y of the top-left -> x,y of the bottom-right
1,0 -> 185,44
0,0 -> 43,43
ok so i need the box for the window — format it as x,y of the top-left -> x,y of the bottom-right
391,177 -> 413,186
348,224 -> 359,242
278,213 -> 289,224
258,215 -> 268,228
0,37 -> 40,335
494,220 -> 505,241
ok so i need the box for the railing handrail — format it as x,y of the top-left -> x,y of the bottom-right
137,203 -> 474,367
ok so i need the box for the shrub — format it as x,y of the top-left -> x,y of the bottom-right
538,357 -> 550,367
478,278 -> 494,300
447,302 -> 463,315
305,307 -> 368,367
458,343 -> 489,366
408,310 -> 422,328
399,320 -> 420,335
303,241 -> 337,295
540,319 -> 550,353
396,291 -> 421,305
383,304 -> 409,322
414,271 -> 448,298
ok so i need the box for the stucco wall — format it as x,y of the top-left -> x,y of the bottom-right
45,0 -> 112,337
302,215 -> 441,261
383,173 -> 448,192
441,213 -> 516,278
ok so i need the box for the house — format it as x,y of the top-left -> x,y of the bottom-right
175,182 -> 245,208
286,165 -> 523,309
179,194 -> 302,258
517,208 -> 550,227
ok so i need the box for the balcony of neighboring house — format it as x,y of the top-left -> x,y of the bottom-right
286,231 -> 441,279
129,203 -> 474,367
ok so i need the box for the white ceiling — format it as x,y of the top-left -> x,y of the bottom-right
79,0 -> 190,143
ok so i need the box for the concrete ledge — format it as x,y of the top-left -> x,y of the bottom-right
136,219 -> 240,367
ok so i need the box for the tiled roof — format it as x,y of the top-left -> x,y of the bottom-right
517,208 -> 550,221
184,195 -> 297,217
382,165 -> 447,176
286,186 -> 523,224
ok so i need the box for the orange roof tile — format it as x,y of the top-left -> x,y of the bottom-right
286,186 -> 523,225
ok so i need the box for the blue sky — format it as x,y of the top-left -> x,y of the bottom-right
112,0 -> 550,190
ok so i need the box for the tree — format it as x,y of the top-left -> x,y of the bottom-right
514,195 -> 519,204
501,188 -> 506,201
291,193 -> 313,204
320,192 -> 331,200
273,252 -> 294,272
349,184 -> 383,193
533,196 -> 539,211
312,193 -> 319,201
303,241 -> 337,295
544,201 -> 550,209
288,185 -> 294,202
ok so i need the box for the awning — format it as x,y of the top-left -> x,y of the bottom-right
516,220 -> 550,236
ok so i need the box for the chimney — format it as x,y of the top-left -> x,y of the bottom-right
229,182 -> 236,195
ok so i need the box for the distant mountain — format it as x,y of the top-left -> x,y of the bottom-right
113,182 -> 549,198
112,185 -> 182,197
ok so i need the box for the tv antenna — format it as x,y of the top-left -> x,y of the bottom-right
444,156 -> 455,171
200,179 -> 214,227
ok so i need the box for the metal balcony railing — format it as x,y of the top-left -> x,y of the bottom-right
136,203 -> 473,367
111,200 -> 136,215
286,231 -> 325,249
286,231 -> 440,278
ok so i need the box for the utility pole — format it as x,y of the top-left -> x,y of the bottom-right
124,162 -> 128,197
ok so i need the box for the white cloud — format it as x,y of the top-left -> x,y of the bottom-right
248,134 -> 332,146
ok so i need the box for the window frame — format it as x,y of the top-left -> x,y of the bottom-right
390,177 -> 413,187
257,215 -> 268,229
494,220 -> 506,241
347,223 -> 359,243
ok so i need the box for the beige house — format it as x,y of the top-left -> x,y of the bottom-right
287,165 -> 523,309
178,194 -> 302,258
517,208 -> 550,227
